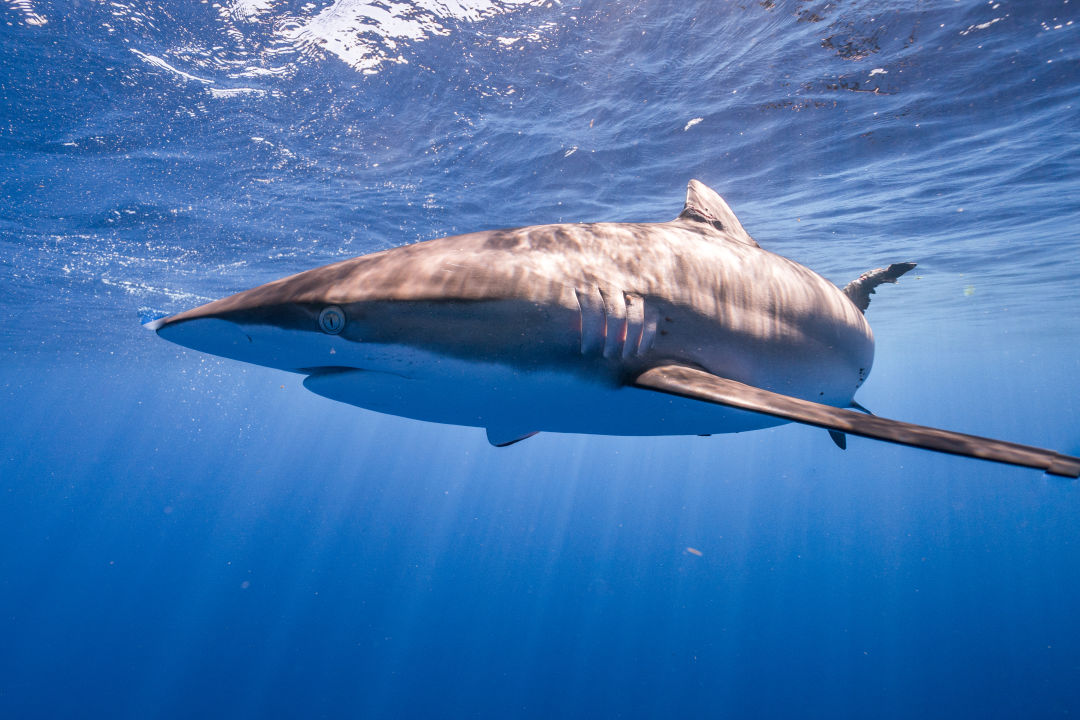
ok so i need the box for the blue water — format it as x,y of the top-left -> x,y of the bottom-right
3,0 -> 1079,716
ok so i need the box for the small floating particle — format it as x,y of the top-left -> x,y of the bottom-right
685,547 -> 703,557
684,117 -> 703,131
964,285 -> 975,297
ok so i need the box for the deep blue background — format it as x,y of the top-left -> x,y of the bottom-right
2,1 -> 1079,717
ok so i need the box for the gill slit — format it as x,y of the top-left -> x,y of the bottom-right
576,286 -> 653,359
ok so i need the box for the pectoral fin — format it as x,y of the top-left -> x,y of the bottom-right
633,365 -> 1080,478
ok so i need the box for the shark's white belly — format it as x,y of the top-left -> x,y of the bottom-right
161,317 -> 864,438
302,343 -> 794,438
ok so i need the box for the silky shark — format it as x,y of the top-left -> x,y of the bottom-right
148,180 -> 1079,477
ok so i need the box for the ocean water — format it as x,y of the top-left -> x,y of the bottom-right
2,0 -> 1079,716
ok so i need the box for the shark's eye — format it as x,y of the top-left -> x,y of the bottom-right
318,306 -> 346,335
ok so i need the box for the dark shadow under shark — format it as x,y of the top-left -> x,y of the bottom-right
147,180 -> 1079,477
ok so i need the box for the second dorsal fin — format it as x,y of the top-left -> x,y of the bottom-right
842,262 -> 917,313
677,179 -> 758,247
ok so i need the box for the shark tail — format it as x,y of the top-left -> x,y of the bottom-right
842,262 -> 917,313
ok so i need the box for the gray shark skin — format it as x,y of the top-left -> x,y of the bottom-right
150,180 -> 1079,476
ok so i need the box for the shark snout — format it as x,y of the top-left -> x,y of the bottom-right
155,315 -> 256,359
153,299 -> 348,374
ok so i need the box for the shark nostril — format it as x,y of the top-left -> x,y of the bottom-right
318,306 -> 346,335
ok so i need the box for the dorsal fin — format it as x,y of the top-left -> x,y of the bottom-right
842,262 -> 917,313
677,179 -> 758,247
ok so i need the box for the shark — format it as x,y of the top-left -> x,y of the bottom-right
148,180 -> 1079,477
